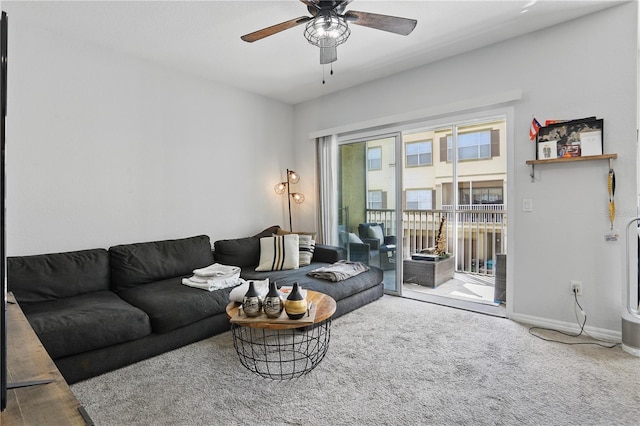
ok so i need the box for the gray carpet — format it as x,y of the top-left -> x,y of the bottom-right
71,295 -> 640,425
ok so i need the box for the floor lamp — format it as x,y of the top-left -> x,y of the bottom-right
274,169 -> 304,232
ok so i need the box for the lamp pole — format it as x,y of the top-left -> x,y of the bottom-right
287,168 -> 293,232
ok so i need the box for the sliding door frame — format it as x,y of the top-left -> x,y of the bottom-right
334,106 -> 514,314
338,131 -> 403,295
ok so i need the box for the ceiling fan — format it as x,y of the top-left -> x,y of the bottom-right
241,0 -> 418,65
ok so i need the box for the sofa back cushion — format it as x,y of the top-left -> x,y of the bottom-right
213,226 -> 284,268
109,235 -> 214,292
7,248 -> 110,304
214,237 -> 260,268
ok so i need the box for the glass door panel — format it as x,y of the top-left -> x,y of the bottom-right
401,118 -> 507,305
402,126 -> 454,261
338,134 -> 400,294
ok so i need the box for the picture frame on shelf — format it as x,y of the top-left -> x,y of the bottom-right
536,117 -> 603,159
537,139 -> 558,160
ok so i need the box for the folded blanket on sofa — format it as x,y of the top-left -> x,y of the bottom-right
193,263 -> 241,278
307,260 -> 369,282
182,274 -> 241,291
182,263 -> 241,291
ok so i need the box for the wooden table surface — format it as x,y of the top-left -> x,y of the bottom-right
2,294 -> 89,425
226,290 -> 336,330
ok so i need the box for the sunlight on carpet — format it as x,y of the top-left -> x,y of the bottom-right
403,272 -> 500,307
450,283 -> 499,305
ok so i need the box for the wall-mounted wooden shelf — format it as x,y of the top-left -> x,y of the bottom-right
526,153 -> 617,181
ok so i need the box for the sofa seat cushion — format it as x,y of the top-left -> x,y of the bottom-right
239,263 -> 383,303
8,248 -> 110,305
20,291 -> 151,359
117,277 -> 233,334
110,235 -> 214,292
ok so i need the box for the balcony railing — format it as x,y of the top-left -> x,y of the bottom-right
365,205 -> 507,276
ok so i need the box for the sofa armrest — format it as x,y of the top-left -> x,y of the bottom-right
313,244 -> 347,263
384,235 -> 397,245
361,237 -> 380,250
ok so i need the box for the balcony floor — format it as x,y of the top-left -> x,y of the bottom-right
383,270 -> 506,317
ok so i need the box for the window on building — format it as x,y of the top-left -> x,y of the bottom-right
368,190 -> 384,209
405,140 -> 432,166
406,189 -> 433,210
443,129 -> 500,162
367,147 -> 382,170
447,130 -> 491,161
459,186 -> 503,205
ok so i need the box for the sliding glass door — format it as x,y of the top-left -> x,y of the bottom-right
401,117 -> 507,305
337,133 -> 401,294
331,115 -> 507,301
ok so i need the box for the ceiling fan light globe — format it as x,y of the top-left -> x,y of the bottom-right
304,11 -> 350,48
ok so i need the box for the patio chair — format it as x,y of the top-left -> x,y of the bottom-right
338,226 -> 372,265
358,223 -> 397,270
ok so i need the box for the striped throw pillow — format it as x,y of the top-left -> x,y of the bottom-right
298,235 -> 316,267
255,234 -> 299,271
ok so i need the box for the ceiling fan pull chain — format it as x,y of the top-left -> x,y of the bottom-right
322,64 -> 335,84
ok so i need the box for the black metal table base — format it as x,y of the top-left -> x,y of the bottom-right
231,319 -> 332,380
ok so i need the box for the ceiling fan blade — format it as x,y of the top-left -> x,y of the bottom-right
344,10 -> 417,36
241,16 -> 312,43
335,0 -> 355,14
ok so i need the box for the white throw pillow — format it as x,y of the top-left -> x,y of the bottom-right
348,232 -> 364,244
229,278 -> 269,303
275,228 -> 317,240
255,234 -> 300,271
368,225 -> 385,245
298,234 -> 316,267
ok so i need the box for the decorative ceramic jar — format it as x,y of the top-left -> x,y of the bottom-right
263,281 -> 284,318
242,281 -> 262,317
284,282 -> 307,320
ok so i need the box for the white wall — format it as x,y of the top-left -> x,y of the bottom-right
5,12 -> 294,255
293,3 -> 638,335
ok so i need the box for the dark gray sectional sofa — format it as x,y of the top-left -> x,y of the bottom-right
7,228 -> 383,384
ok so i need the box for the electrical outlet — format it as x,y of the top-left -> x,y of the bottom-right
571,281 -> 583,296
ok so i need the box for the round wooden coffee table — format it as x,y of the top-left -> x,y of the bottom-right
226,290 -> 336,379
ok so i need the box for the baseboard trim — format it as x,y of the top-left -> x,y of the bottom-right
510,312 -> 621,342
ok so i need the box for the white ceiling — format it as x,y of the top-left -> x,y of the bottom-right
4,0 -> 625,104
